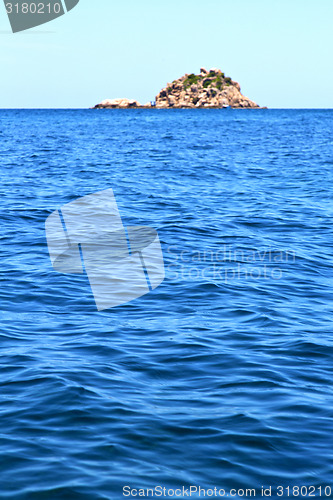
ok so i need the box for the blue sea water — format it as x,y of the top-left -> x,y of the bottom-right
0,109 -> 333,499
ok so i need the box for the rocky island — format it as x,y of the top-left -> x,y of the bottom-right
93,68 -> 262,109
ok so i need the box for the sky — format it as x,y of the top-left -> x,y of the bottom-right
0,0 -> 332,108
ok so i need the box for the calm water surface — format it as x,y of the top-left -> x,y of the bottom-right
0,109 -> 333,499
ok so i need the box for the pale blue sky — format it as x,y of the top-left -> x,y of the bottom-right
0,0 -> 332,108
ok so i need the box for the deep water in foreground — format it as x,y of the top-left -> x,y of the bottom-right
0,109 -> 333,499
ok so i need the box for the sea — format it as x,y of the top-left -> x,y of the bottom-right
0,109 -> 333,499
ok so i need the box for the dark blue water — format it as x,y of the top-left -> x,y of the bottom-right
1,109 -> 333,499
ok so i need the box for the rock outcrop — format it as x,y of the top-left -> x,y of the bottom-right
94,98 -> 141,109
93,68 -> 262,109
155,68 -> 260,108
